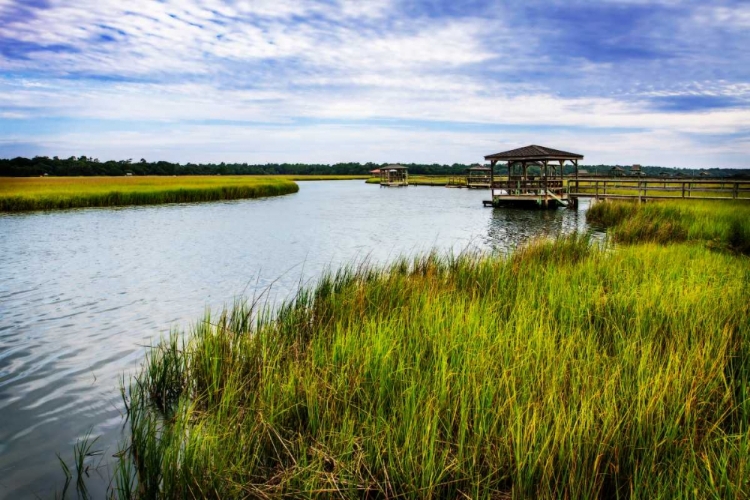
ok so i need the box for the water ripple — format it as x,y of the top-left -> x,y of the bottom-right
0,182 -> 591,499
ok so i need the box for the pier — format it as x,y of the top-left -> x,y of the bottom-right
466,165 -> 492,189
569,178 -> 750,202
483,145 -> 583,208
379,165 -> 409,187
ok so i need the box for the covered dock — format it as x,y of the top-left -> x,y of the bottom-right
483,145 -> 583,208
379,165 -> 409,187
466,165 -> 492,188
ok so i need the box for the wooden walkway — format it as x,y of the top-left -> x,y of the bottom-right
569,178 -> 750,202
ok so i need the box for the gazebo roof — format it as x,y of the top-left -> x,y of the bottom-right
484,145 -> 583,161
468,165 -> 491,171
384,164 -> 408,170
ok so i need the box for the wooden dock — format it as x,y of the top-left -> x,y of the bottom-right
379,165 -> 409,187
569,178 -> 750,202
482,145 -> 583,208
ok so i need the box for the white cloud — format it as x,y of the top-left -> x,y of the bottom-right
5,120 -> 747,168
0,0 -> 748,167
2,74 -> 749,139
694,4 -> 750,28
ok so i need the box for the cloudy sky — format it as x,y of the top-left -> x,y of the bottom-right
1,0 -> 749,167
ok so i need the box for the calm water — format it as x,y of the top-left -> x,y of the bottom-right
0,181 -> 590,498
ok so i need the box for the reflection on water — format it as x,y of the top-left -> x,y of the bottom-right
0,180 -> 591,498
485,204 -> 587,251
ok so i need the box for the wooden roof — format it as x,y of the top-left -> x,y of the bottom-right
384,164 -> 408,170
484,145 -> 583,161
468,165 -> 491,171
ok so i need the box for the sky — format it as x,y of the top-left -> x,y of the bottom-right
0,0 -> 749,167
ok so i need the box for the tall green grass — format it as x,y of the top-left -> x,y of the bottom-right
116,234 -> 750,498
0,176 -> 299,212
587,199 -> 750,254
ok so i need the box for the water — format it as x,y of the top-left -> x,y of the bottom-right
0,181 -> 590,498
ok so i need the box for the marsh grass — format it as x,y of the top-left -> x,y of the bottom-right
57,430 -> 103,499
587,199 -> 750,253
116,233 -> 750,498
0,176 -> 301,212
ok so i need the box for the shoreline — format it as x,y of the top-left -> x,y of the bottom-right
0,175 -> 371,212
109,200 -> 750,498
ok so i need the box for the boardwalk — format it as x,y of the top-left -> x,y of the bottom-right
569,177 -> 750,202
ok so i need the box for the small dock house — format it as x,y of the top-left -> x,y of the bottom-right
610,166 -> 625,177
466,165 -> 491,188
380,165 -> 409,186
483,145 -> 583,208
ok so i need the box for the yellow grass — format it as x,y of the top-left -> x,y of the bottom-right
0,175 -> 304,211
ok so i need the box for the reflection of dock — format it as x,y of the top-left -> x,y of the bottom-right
483,145 -> 583,209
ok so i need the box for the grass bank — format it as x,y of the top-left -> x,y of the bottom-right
587,199 -> 750,254
116,231 -> 750,498
0,176 -> 300,212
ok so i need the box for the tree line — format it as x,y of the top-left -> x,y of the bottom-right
0,156 -> 474,177
1,156 -> 748,178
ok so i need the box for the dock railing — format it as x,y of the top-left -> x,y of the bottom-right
466,174 -> 491,188
568,177 -> 750,201
492,179 -> 566,197
448,176 -> 467,187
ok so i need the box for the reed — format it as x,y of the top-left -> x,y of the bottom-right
587,199 -> 750,253
116,233 -> 750,498
0,176 -> 300,212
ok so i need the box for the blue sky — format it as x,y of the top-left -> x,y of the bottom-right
0,0 -> 749,167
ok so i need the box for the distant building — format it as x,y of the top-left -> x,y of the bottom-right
466,165 -> 491,188
699,171 -> 710,177
630,164 -> 645,176
379,165 -> 409,186
610,166 -> 625,177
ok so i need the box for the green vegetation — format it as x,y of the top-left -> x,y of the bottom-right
116,221 -> 750,497
0,176 -> 300,212
0,156 -> 473,177
588,199 -> 750,254
7,156 -> 748,178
